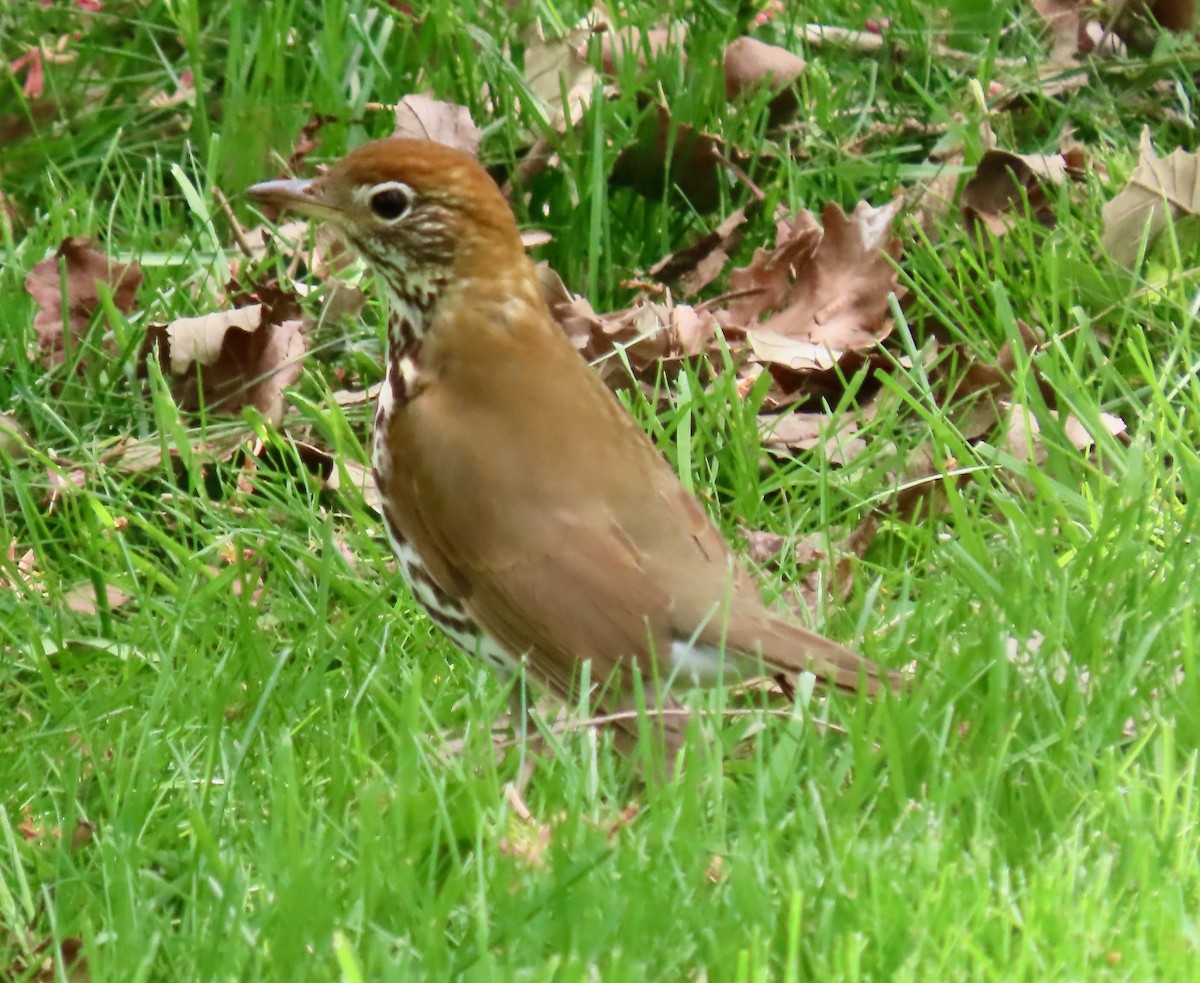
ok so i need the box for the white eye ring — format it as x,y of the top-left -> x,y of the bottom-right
367,181 -> 413,222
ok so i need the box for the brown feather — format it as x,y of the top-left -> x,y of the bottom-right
248,138 -> 900,748
381,272 -> 895,705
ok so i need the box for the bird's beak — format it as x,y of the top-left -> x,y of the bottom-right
246,178 -> 340,220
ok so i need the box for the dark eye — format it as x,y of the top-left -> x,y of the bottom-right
369,185 -> 411,221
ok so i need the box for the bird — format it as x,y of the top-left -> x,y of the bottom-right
248,138 -> 897,750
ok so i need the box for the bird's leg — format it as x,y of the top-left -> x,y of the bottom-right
507,674 -> 537,744
506,669 -> 542,794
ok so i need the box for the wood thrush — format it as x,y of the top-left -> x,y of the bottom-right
249,138 -> 895,747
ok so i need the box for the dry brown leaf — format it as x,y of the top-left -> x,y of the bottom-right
0,413 -> 30,459
146,67 -> 195,109
599,25 -> 677,75
1000,403 -> 1128,464
0,183 -> 21,226
910,155 -> 966,235
1101,129 -> 1200,268
522,8 -> 607,133
792,529 -> 865,613
724,211 -> 823,324
961,148 -> 1082,234
239,219 -> 311,265
327,457 -> 382,516
331,382 -> 383,408
724,37 -> 806,99
723,37 -> 805,123
1031,0 -> 1095,61
143,306 -> 306,425
64,582 -> 132,616
610,102 -> 743,212
2,540 -> 43,599
24,237 -> 143,367
224,270 -> 305,326
285,112 -> 335,174
730,198 -> 903,354
392,94 -> 482,157
759,412 -> 866,464
596,302 -> 720,379
521,229 -> 553,249
6,936 -> 89,983
45,467 -> 86,511
742,523 -> 873,615
100,430 -> 248,475
649,206 -> 751,295
1144,0 -> 1196,31
289,438 -> 382,515
936,321 -> 1047,440
498,783 -> 553,869
539,263 -> 721,383
537,263 -> 605,348
745,332 -> 840,372
742,528 -> 787,565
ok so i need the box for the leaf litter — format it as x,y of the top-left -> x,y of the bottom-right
18,6 -> 1188,656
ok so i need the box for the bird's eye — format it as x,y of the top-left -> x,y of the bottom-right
368,184 -> 411,222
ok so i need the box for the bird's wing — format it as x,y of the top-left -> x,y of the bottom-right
457,511 -> 676,703
382,328 -> 717,701
383,301 -> 890,700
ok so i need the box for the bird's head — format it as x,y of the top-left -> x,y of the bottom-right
247,138 -> 523,310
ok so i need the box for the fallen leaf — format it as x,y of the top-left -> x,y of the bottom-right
286,112 -> 336,174
1031,0 -> 1094,62
0,183 -> 20,226
143,306 -> 306,424
742,528 -> 786,565
723,36 -> 805,123
392,94 -> 482,157
610,102 -> 745,212
0,413 -> 30,459
1101,129 -> 1200,268
999,403 -> 1128,465
238,219 -> 311,265
63,583 -> 132,616
791,529 -> 862,613
936,321 -> 1047,440
24,237 -> 143,367
2,540 -> 43,599
745,331 -> 840,372
45,467 -> 86,511
538,264 -> 720,383
99,429 -> 249,475
649,205 -> 752,295
327,457 -> 383,516
224,270 -> 304,326
146,67 -> 195,109
910,154 -> 966,235
330,383 -> 383,408
521,229 -> 553,249
6,936 -> 89,983
1143,0 -> 1196,31
599,25 -> 678,75
961,148 -> 1082,234
724,36 -> 806,99
731,198 -> 903,353
522,8 -> 606,133
759,412 -> 866,464
724,210 -> 823,325
70,818 -> 96,852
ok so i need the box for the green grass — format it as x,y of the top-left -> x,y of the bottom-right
3,1 -> 1200,980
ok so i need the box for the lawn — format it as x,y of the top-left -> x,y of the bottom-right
2,1 -> 1199,980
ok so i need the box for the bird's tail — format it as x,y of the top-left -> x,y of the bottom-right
730,612 -> 902,697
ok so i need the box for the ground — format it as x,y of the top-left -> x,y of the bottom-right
1,2 -> 1199,980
